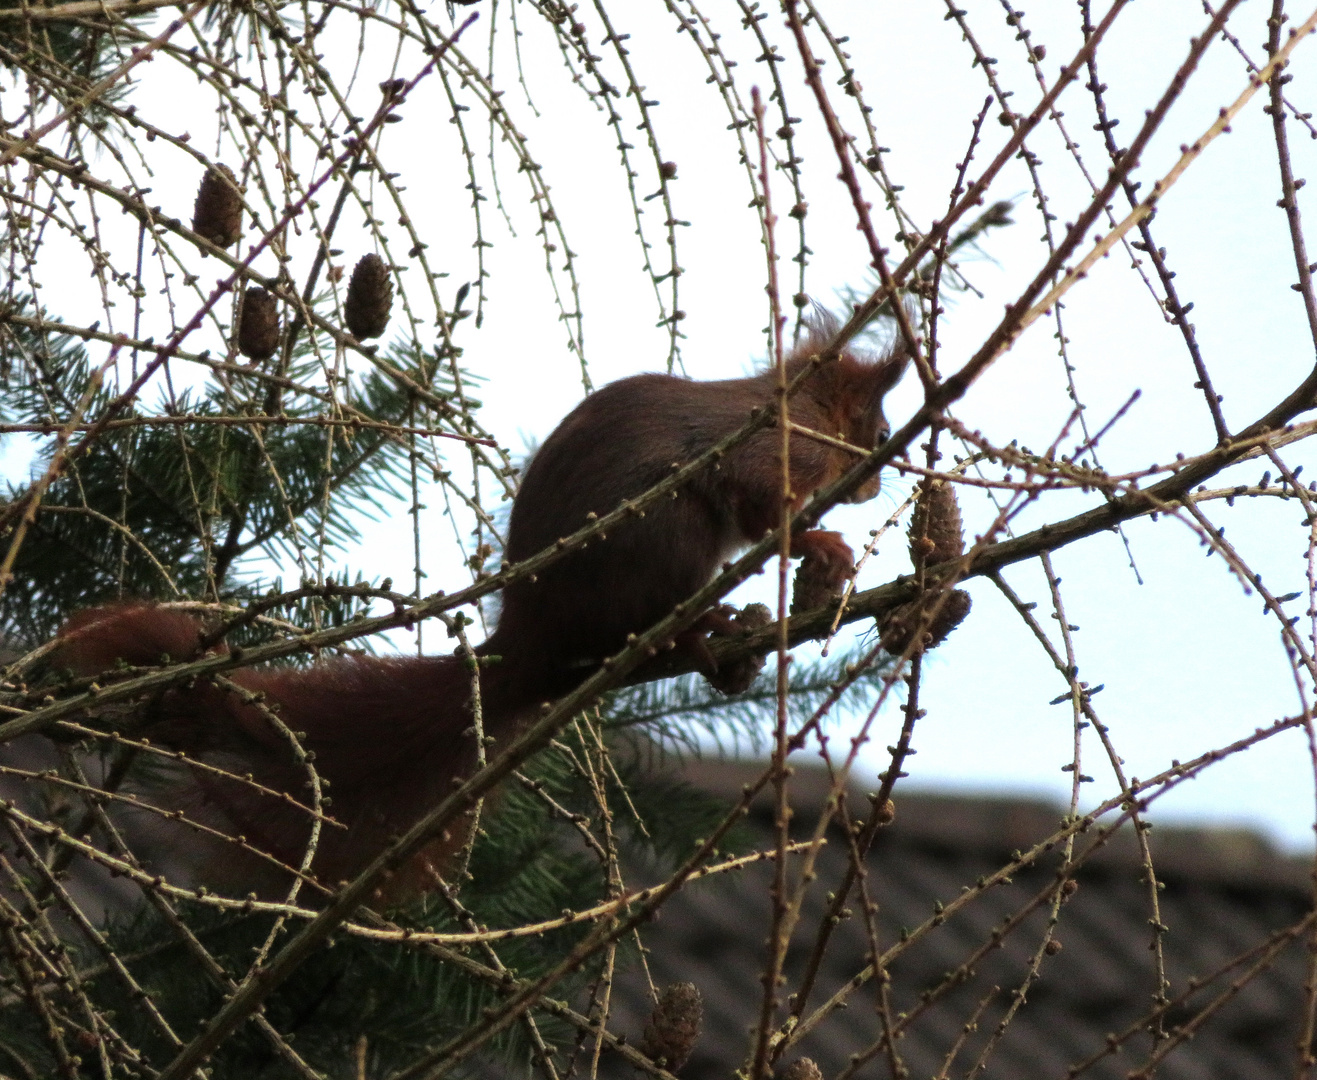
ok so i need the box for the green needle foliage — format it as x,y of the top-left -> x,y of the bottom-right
0,299 -> 460,645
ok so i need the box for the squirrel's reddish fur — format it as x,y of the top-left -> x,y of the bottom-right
51,334 -> 907,903
485,341 -> 908,691
53,603 -> 496,904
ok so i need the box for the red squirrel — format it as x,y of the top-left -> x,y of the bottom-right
484,333 -> 909,693
47,329 -> 908,902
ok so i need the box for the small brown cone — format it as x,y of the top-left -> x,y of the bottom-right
345,253 -> 393,339
236,287 -> 280,361
878,588 -> 971,655
704,603 -> 771,696
791,554 -> 845,616
781,1060 -> 824,1080
908,479 -> 964,569
639,982 -> 702,1071
192,164 -> 242,249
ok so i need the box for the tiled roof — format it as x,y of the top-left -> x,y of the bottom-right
575,761 -> 1314,1080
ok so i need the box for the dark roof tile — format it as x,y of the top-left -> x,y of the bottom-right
471,761 -> 1313,1079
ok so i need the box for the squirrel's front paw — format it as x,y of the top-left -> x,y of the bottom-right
791,554 -> 848,615
703,603 -> 771,695
790,530 -> 855,589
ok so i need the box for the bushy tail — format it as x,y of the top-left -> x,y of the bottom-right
53,604 -> 532,904
55,602 -> 225,671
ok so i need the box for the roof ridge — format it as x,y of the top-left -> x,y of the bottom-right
678,757 -> 1312,894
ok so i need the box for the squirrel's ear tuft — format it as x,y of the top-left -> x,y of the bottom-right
872,341 -> 911,394
798,298 -> 840,342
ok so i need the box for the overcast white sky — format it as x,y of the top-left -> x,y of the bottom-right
397,0 -> 1317,852
6,0 -> 1317,850
445,0 -> 1317,852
